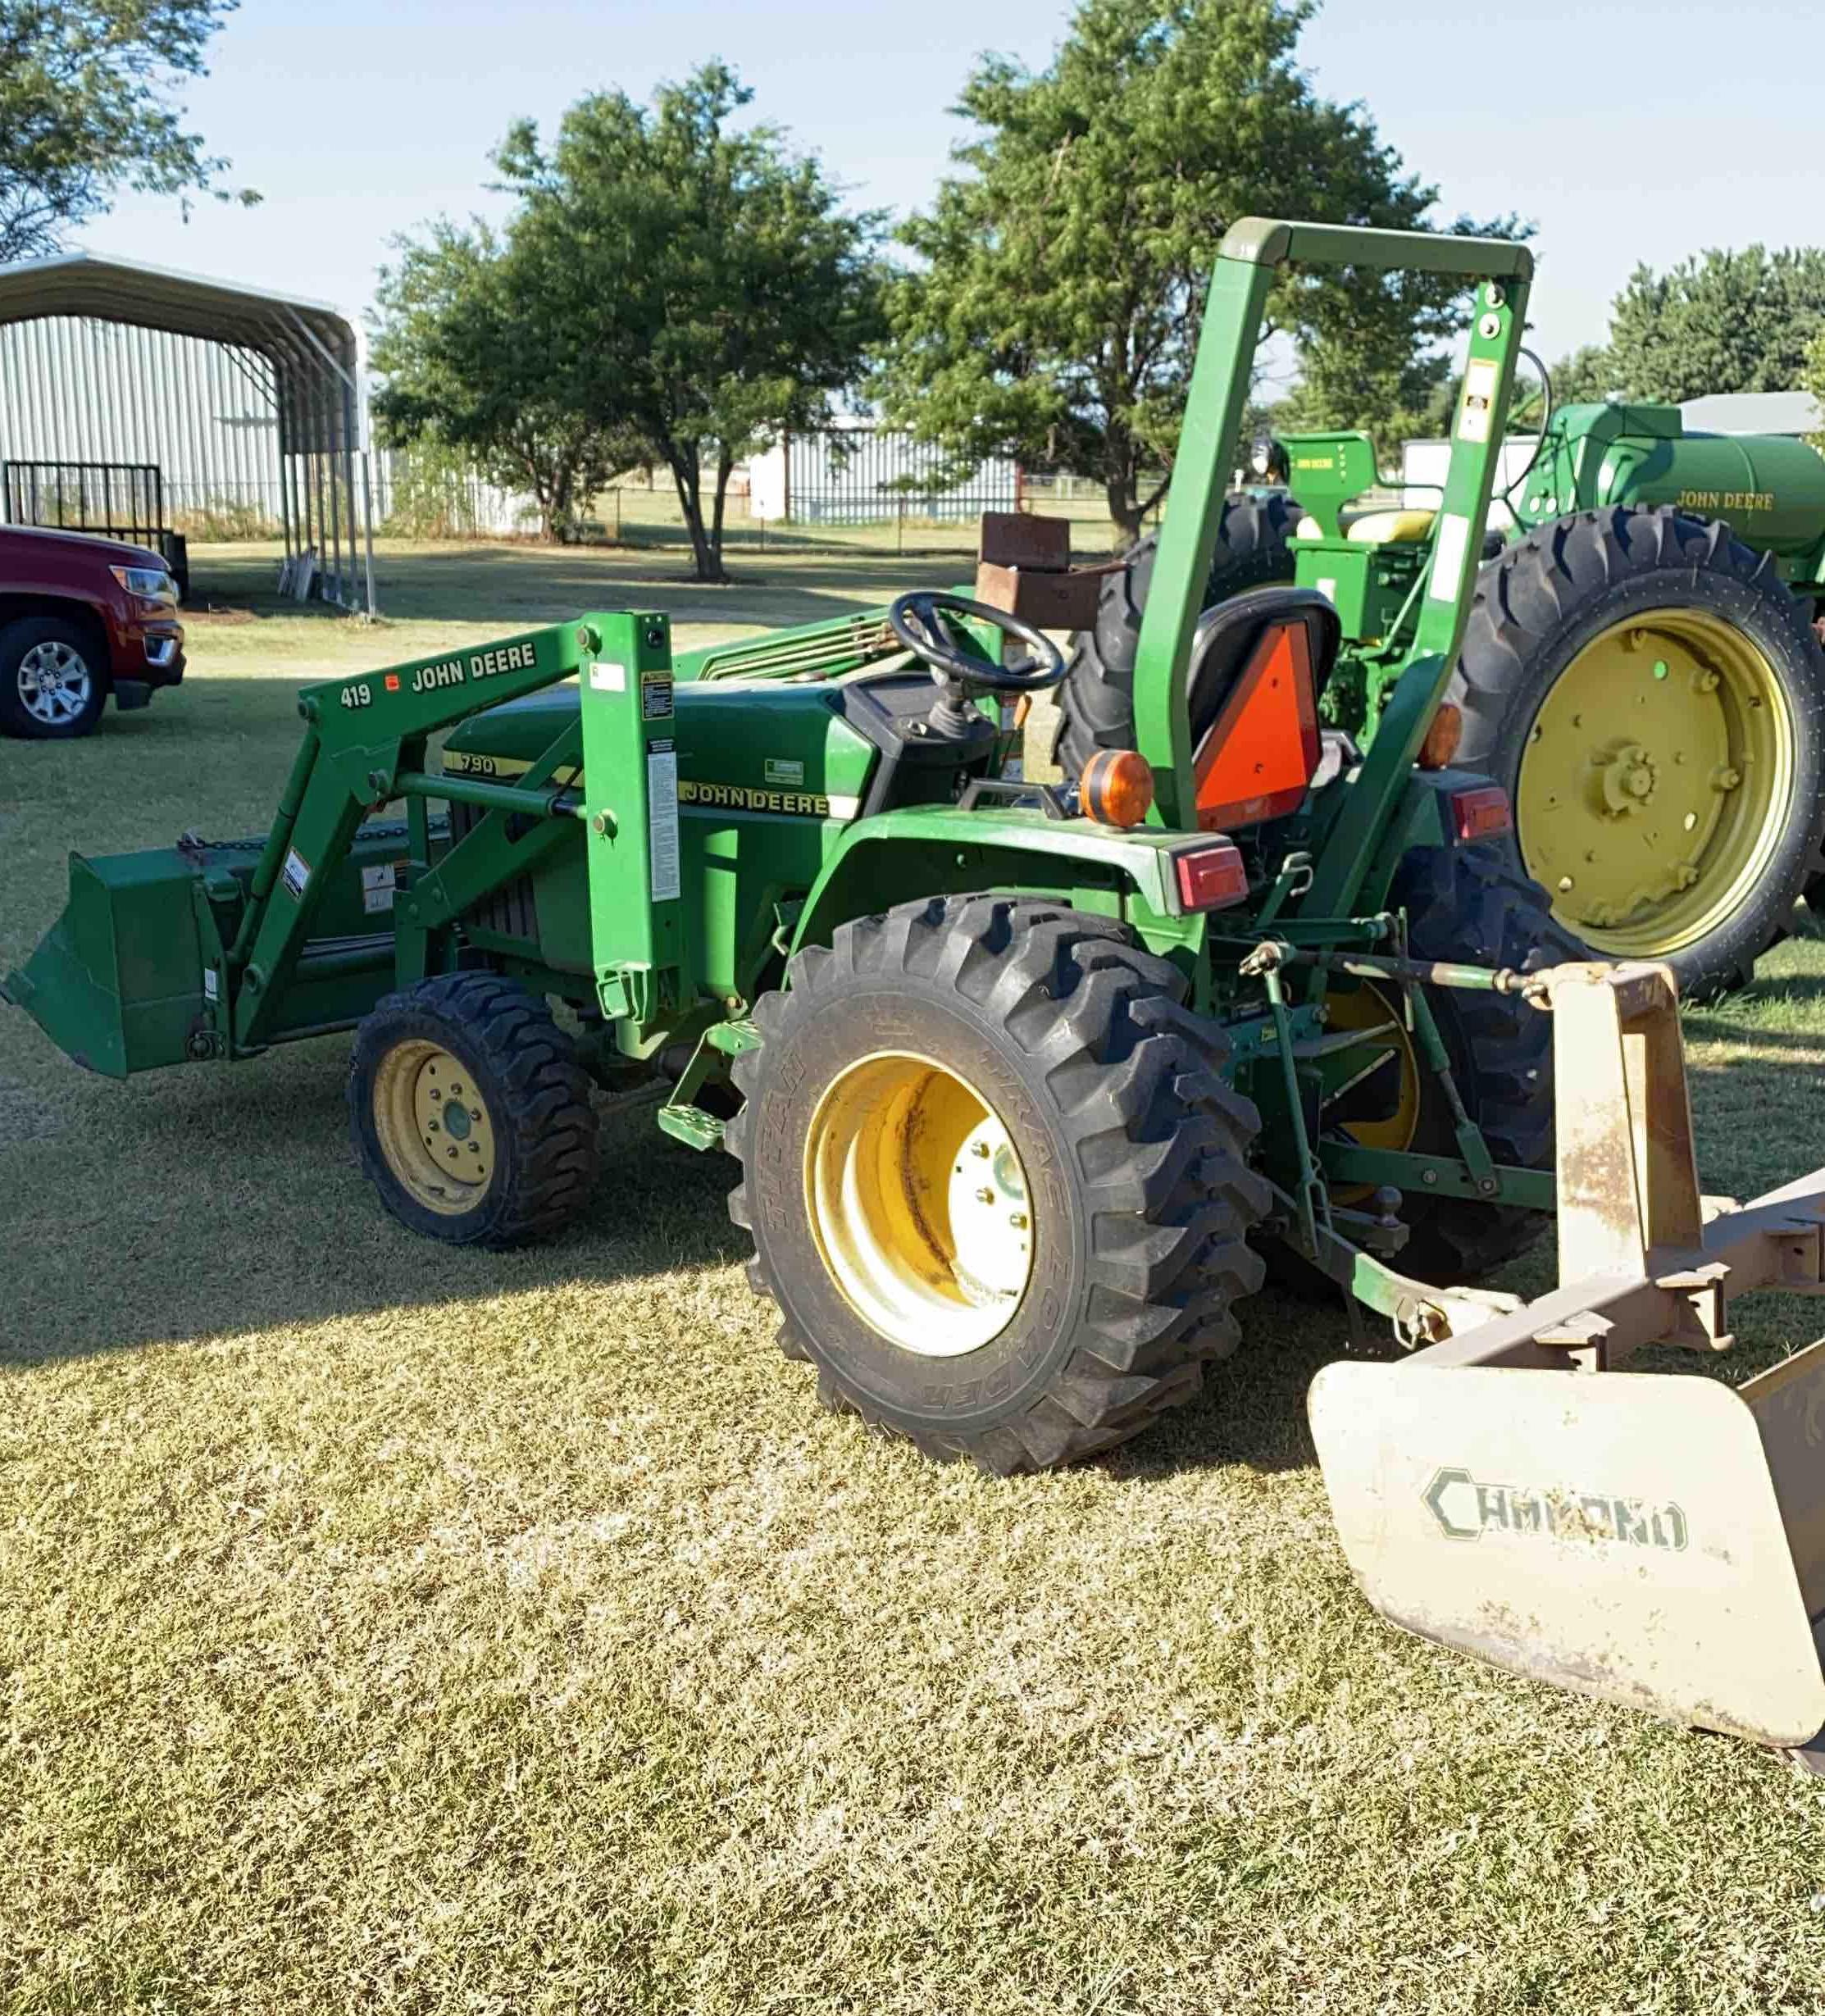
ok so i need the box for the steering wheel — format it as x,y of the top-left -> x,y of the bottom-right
888,591 -> 1067,695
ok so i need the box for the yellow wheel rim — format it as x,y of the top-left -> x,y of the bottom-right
1517,610 -> 1795,957
372,1040 -> 497,1214
1323,982 -> 1420,1201
803,1050 -> 1034,1357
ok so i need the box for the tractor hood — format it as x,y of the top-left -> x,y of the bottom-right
443,677 -> 881,821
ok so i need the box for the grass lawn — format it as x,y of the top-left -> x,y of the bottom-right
6,539 -> 1825,2014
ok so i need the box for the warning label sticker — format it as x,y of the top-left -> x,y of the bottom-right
1427,512 -> 1472,601
280,847 -> 311,901
648,747 -> 681,902
641,670 -> 675,721
362,862 -> 404,915
1456,357 -> 1499,445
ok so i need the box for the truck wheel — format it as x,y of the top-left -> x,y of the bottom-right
1052,492 -> 1298,779
726,895 -> 1268,1474
0,616 -> 107,740
348,972 -> 599,1247
1454,507 -> 1825,1002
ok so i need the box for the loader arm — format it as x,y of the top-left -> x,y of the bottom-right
216,612 -> 682,1054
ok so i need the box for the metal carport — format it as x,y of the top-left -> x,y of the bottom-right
0,253 -> 375,612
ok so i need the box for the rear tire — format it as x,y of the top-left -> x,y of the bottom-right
1384,845 -> 1577,1283
0,615 -> 107,739
1454,507 -> 1825,1002
348,972 -> 600,1246
1052,493 -> 1299,779
726,895 -> 1268,1474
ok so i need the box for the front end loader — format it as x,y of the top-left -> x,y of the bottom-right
11,218 -> 1825,1766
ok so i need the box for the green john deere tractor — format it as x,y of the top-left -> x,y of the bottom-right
13,220 -> 1825,1767
1058,380 -> 1825,1001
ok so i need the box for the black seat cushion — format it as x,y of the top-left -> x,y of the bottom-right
1185,585 -> 1342,748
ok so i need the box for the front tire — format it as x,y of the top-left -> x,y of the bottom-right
726,896 -> 1268,1474
1454,507 -> 1825,1002
348,972 -> 600,1246
0,616 -> 107,739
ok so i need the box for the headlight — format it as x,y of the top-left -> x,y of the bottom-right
111,565 -> 177,605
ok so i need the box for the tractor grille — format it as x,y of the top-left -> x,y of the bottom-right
447,799 -> 539,943
692,612 -> 898,683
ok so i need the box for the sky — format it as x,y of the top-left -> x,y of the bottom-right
77,0 -> 1825,368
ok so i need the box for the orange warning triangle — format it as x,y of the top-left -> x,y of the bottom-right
1193,620 -> 1322,831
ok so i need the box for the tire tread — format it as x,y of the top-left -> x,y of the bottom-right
725,896 -> 1269,1474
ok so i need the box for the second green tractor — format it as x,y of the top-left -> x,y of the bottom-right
1058,382 -> 1825,1001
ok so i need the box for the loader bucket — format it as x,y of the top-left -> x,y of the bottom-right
1310,962 -> 1825,1763
2,847 -> 207,1076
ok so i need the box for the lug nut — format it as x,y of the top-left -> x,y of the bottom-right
976,1187 -> 994,1204
1009,1212 -> 1028,1230
972,1140 -> 991,1158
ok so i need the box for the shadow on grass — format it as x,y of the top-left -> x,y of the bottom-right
184,542 -> 971,639
1,1043 -> 750,1368
8,1008 -> 1386,1487
1103,1277 -> 1386,1481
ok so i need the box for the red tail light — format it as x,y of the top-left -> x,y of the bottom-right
1172,840 -> 1249,912
1450,784 -> 1512,841
1193,618 -> 1322,831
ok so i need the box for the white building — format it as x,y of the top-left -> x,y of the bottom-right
749,421 -> 1019,525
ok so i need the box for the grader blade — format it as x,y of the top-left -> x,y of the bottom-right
1310,962 -> 1825,1761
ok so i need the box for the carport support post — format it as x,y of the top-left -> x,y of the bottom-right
362,453 -> 376,620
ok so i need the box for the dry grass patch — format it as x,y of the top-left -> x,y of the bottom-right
4,544 -> 1825,2012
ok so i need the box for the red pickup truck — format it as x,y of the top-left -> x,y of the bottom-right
0,525 -> 185,739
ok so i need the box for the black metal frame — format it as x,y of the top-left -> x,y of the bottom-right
3,458 -> 189,593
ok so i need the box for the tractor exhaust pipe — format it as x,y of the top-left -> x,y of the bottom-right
1310,961 -> 1825,1765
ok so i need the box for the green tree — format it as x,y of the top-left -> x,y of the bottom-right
0,0 -> 257,262
1605,247 -> 1825,403
371,222 -> 643,542
876,0 -> 1519,544
492,62 -> 885,581
1800,326 -> 1825,449
1545,342 -> 1617,406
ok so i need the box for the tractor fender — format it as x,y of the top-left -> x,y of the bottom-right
786,806 -> 1215,964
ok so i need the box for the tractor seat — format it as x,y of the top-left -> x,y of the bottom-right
1295,507 -> 1436,544
1186,585 -> 1342,746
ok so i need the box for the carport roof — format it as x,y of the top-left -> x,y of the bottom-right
0,251 -> 359,385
